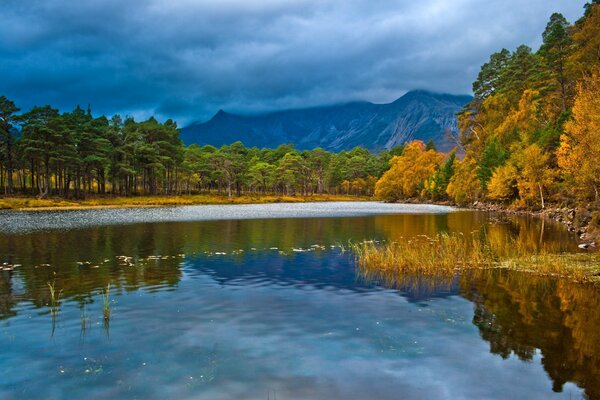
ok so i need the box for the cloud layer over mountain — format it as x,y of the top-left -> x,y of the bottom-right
0,0 -> 587,123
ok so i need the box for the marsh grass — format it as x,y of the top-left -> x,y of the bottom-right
0,194 -> 370,211
47,281 -> 62,314
352,233 -> 600,285
102,284 -> 111,321
80,306 -> 90,334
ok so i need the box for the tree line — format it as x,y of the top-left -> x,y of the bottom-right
377,1 -> 600,209
0,101 -> 400,198
2,2 -> 598,205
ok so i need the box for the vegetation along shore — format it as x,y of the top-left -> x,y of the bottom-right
0,194 -> 370,211
1,4 -> 599,244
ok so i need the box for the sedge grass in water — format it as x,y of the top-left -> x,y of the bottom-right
47,281 -> 62,314
102,284 -> 111,321
352,232 -> 600,285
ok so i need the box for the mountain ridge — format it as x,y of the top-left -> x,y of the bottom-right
180,90 -> 473,152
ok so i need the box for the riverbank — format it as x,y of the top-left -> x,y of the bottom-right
0,194 -> 372,211
398,197 -> 599,248
467,201 -> 600,248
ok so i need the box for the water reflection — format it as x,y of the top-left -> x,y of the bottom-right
0,212 -> 575,317
0,211 -> 595,399
462,270 -> 600,400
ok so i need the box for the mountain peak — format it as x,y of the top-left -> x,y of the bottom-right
214,109 -> 228,117
181,91 -> 472,152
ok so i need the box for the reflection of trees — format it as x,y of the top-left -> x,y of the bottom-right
375,211 -> 577,253
0,273 -> 17,319
0,223 -> 186,317
0,216 -> 389,317
0,211 -> 592,398
461,270 -> 600,399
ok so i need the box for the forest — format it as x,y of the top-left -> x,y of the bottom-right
376,1 -> 600,209
0,101 -> 399,198
1,2 -> 599,208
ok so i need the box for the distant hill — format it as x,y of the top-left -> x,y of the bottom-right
180,90 -> 472,152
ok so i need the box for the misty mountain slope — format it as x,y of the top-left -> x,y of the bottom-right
180,90 -> 472,152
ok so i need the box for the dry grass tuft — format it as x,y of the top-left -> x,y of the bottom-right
352,233 -> 600,285
0,194 -> 371,211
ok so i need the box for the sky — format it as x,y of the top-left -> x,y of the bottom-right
0,0 -> 589,125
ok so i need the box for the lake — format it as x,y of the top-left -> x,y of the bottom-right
0,202 -> 598,400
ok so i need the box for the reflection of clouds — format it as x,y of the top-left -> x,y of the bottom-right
0,210 -> 589,399
164,281 -> 580,400
0,255 -> 586,399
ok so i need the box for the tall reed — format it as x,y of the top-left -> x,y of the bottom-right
47,281 -> 62,314
351,232 -> 600,285
102,283 -> 111,321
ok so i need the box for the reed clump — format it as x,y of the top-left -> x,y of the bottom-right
102,284 -> 111,321
47,281 -> 62,314
352,233 -> 600,284
80,306 -> 90,335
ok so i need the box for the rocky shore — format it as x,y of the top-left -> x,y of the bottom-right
469,201 -> 599,249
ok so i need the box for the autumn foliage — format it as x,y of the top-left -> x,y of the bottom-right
375,3 -> 600,209
375,141 -> 444,201
558,69 -> 600,201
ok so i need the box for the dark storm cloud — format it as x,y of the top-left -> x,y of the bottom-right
0,0 -> 588,124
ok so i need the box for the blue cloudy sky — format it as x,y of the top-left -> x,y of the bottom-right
0,0 -> 589,125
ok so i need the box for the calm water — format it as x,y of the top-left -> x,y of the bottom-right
0,202 -> 598,400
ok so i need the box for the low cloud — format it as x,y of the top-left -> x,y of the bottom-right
0,0 -> 588,124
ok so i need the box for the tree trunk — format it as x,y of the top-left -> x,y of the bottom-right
40,157 -> 50,198
6,139 -> 13,195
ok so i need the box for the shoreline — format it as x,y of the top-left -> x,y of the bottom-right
468,201 -> 599,248
1,194 -> 596,246
0,194 -> 373,212
398,198 -> 598,247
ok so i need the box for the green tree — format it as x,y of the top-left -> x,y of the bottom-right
18,106 -> 63,197
540,13 -> 572,111
477,138 -> 508,191
0,96 -> 20,194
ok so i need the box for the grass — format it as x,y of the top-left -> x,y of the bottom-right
102,284 -> 111,321
351,232 -> 600,285
0,193 -> 371,211
47,281 -> 62,314
80,306 -> 90,336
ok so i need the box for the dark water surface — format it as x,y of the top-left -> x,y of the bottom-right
0,202 -> 598,399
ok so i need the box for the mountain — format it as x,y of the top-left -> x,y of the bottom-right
180,90 -> 473,152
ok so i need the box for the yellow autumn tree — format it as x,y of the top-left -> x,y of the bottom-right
568,3 -> 600,77
366,175 -> 378,196
558,69 -> 600,201
446,157 -> 481,205
494,90 -> 547,143
487,164 -> 518,201
459,93 -> 514,155
351,178 -> 367,195
341,180 -> 351,194
375,141 -> 443,201
516,144 -> 555,208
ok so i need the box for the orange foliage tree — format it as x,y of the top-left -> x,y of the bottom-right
558,69 -> 600,201
375,141 -> 443,201
446,157 -> 481,205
